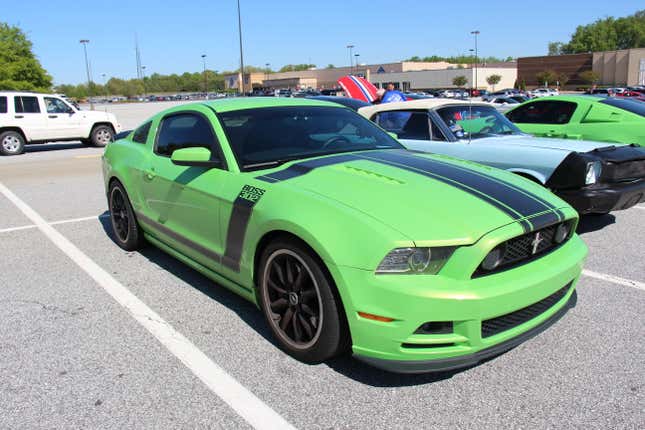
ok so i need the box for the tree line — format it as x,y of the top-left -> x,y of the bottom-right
548,9 -> 644,55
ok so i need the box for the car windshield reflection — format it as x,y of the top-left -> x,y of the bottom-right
437,105 -> 524,140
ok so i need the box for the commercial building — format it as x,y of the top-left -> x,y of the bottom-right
517,48 -> 645,88
225,61 -> 468,91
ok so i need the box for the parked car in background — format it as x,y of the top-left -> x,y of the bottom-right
615,90 -> 643,98
306,95 -> 370,111
506,95 -> 645,146
531,88 -> 559,98
0,91 -> 121,155
585,88 -> 613,96
103,97 -> 587,372
359,99 -> 645,214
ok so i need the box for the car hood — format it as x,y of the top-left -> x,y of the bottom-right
477,134 -> 615,153
257,150 -> 569,244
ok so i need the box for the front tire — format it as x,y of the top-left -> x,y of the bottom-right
90,125 -> 114,147
108,181 -> 144,251
0,131 -> 25,156
258,238 -> 348,363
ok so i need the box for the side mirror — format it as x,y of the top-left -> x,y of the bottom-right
170,147 -> 220,168
387,132 -> 398,140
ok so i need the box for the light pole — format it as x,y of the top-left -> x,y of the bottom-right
346,44 -> 354,75
355,54 -> 360,74
141,65 -> 147,97
237,0 -> 245,95
79,39 -> 93,109
470,30 -> 480,91
201,54 -> 208,99
265,63 -> 270,89
101,73 -> 108,99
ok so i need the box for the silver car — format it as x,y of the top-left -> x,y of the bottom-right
359,99 -> 645,214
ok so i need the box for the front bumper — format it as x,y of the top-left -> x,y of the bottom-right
328,227 -> 587,374
356,289 -> 576,373
556,178 -> 645,214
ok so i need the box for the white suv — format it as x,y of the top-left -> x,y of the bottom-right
0,92 -> 121,155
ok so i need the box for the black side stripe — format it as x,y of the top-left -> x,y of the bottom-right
365,151 -> 552,219
355,154 -> 532,232
136,212 -> 223,263
256,154 -> 359,183
222,196 -> 257,272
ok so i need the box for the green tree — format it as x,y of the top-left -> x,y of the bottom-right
548,42 -> 564,55
579,70 -> 600,85
326,64 -> 335,69
557,73 -> 570,88
535,70 -> 558,86
452,75 -> 468,88
278,64 -> 316,72
550,9 -> 644,54
486,74 -> 502,91
0,22 -> 52,91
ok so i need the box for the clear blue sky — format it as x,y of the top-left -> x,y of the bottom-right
5,0 -> 643,85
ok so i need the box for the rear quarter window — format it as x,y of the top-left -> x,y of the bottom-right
0,96 -> 7,113
599,98 -> 645,117
507,101 -> 577,124
132,121 -> 152,144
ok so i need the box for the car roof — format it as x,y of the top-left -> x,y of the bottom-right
200,96 -> 343,113
524,95 -> 602,103
358,98 -> 491,116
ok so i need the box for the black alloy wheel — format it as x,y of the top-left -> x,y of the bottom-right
259,238 -> 348,363
108,181 -> 143,251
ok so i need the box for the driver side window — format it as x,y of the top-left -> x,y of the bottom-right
44,97 -> 72,114
155,113 -> 220,163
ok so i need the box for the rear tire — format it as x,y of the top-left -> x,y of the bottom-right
0,131 -> 25,156
258,237 -> 348,363
90,125 -> 114,147
108,181 -> 144,251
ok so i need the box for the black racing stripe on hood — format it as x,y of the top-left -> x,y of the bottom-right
411,153 -> 566,223
363,151 -> 556,220
526,211 -> 561,231
256,154 -> 360,183
354,154 -> 531,232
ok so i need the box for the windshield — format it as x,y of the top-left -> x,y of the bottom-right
218,106 -> 404,170
436,105 -> 523,140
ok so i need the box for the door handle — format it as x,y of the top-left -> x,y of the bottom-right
48,115 -> 58,118
14,115 -> 24,119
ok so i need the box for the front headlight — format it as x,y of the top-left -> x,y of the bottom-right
585,161 -> 602,185
376,247 -> 456,274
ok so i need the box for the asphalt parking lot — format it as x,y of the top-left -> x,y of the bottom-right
0,103 -> 643,429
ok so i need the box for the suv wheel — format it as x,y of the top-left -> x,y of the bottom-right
0,131 -> 25,156
91,125 -> 114,147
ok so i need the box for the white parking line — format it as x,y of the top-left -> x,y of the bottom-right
0,181 -> 296,430
582,269 -> 645,291
0,214 -> 109,234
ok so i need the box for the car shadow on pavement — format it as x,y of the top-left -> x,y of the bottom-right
576,214 -> 616,235
99,215 -> 469,386
24,142 -> 88,153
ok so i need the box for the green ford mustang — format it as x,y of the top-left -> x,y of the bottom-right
102,98 -> 587,373
506,95 -> 645,146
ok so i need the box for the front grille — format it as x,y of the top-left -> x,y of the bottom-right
481,283 -> 572,338
473,221 -> 572,278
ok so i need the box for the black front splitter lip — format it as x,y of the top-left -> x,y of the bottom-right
556,179 -> 645,214
353,290 -> 577,374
